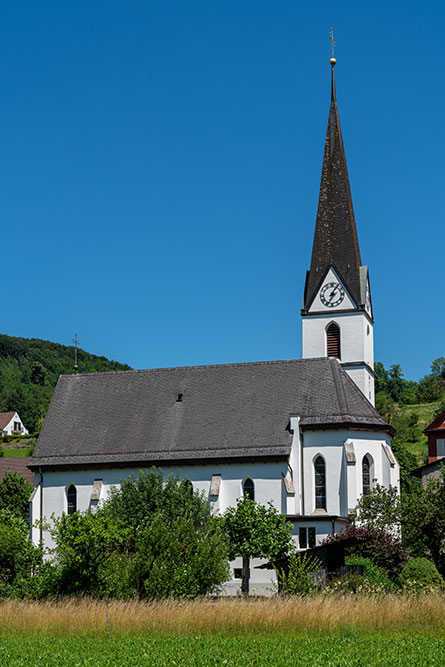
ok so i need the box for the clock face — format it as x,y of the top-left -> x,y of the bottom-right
320,282 -> 345,308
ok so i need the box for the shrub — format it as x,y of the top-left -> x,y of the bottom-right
0,472 -> 33,521
0,509 -> 45,597
398,558 -> 443,593
276,553 -> 321,596
323,525 -> 407,579
345,556 -> 395,592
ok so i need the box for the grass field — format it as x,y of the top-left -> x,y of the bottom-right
0,596 -> 443,665
0,635 -> 444,666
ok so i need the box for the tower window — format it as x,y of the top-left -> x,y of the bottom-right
362,455 -> 371,496
314,456 -> 326,510
326,323 -> 341,359
243,477 -> 254,501
67,484 -> 77,515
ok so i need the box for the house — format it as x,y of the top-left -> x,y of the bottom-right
410,459 -> 444,488
0,411 -> 29,436
424,410 -> 445,463
409,410 -> 445,486
29,57 -> 400,595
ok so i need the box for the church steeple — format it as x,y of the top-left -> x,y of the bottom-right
301,54 -> 375,405
303,60 -> 362,311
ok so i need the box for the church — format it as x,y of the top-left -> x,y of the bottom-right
29,58 -> 399,594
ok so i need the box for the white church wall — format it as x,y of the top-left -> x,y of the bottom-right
30,460 -> 292,551
302,311 -> 373,365
302,311 -> 375,403
302,429 -> 397,516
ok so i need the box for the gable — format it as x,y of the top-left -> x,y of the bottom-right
425,410 -> 445,433
0,412 -> 17,430
308,266 -> 356,313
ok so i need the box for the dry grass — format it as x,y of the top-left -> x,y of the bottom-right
0,595 -> 444,638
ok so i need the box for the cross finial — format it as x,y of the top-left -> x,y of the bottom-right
329,27 -> 336,67
73,333 -> 79,373
329,27 -> 335,57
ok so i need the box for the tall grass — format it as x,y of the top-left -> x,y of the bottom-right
0,595 -> 443,638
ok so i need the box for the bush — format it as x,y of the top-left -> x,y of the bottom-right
0,509 -> 45,598
323,525 -> 407,579
398,558 -> 443,593
276,553 -> 321,596
345,556 -> 395,592
0,472 -> 33,521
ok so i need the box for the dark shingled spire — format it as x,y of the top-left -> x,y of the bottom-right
304,64 -> 362,310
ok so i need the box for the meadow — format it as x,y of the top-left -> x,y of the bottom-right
0,595 -> 444,666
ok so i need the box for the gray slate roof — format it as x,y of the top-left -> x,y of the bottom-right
30,358 -> 390,470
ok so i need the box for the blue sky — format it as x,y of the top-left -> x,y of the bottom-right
1,1 -> 443,381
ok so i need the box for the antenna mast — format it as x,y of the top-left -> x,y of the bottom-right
73,333 -> 79,373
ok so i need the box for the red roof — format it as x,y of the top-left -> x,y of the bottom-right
424,410 -> 445,433
0,412 -> 16,430
0,457 -> 34,484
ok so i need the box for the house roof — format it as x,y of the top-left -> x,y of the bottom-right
0,412 -> 16,430
30,357 -> 391,471
0,457 -> 34,484
424,410 -> 445,433
303,64 -> 363,311
410,458 -> 444,479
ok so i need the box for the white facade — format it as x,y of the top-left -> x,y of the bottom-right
1,412 -> 29,436
30,425 -> 399,595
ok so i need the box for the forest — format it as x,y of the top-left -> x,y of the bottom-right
0,334 -> 131,433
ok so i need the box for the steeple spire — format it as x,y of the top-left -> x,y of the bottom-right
303,57 -> 362,310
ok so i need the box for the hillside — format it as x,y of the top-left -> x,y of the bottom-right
0,334 -> 131,433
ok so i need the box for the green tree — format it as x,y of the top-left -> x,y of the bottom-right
53,469 -> 229,599
30,361 -> 46,386
223,497 -> 292,595
0,472 -> 33,521
352,470 -> 445,575
430,357 -> 445,380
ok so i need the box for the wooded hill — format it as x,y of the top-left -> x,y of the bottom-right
0,334 -> 131,433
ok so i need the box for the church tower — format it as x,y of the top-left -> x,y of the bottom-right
302,58 -> 375,405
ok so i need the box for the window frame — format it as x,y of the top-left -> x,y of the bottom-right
326,322 -> 341,359
314,455 -> 327,511
67,484 -> 77,515
243,477 -> 255,501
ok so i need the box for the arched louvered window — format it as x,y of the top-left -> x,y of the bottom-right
326,323 -> 341,359
362,455 -> 371,496
243,478 -> 254,501
67,484 -> 77,515
314,456 -> 326,510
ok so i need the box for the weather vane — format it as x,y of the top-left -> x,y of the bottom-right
329,27 -> 336,66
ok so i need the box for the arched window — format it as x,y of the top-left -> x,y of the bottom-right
314,456 -> 326,510
243,477 -> 254,501
326,323 -> 341,359
362,455 -> 371,496
67,484 -> 77,515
